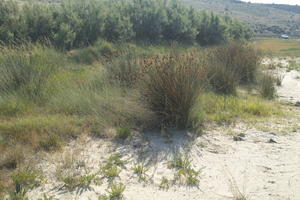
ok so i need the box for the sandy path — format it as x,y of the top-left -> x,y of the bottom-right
278,70 -> 300,104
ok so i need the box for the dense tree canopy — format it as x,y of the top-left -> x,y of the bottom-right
0,0 -> 253,49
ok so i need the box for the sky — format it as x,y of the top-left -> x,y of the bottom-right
240,0 -> 300,5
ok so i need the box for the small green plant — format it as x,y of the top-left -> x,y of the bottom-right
107,182 -> 126,200
62,173 -> 100,190
102,165 -> 121,180
101,153 -> 126,181
159,176 -> 170,190
108,153 -> 126,167
116,128 -> 132,140
132,162 -> 149,182
168,153 -> 201,186
168,153 -> 191,170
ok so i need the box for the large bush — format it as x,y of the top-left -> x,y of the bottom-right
140,50 -> 206,128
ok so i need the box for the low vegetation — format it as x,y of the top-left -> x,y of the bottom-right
0,40 -> 283,198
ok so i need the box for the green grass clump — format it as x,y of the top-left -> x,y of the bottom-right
101,154 -> 126,180
159,176 -> 170,190
107,154 -> 126,167
107,183 -> 126,200
258,73 -> 277,99
116,128 -> 132,140
168,153 -> 201,186
132,162 -> 149,182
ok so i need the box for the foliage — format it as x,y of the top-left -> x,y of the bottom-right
206,43 -> 262,94
0,0 -> 251,48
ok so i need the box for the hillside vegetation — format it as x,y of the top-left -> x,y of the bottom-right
0,0 -> 252,49
181,0 -> 300,36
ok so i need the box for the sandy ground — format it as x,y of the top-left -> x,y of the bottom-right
278,70 -> 300,105
26,123 -> 300,200
25,59 -> 300,200
263,57 -> 300,104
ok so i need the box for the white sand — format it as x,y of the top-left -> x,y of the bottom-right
26,121 -> 300,200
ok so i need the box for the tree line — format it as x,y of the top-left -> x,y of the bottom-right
0,0 -> 253,49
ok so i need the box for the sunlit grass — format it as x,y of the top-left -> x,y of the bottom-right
193,92 -> 283,124
253,37 -> 300,57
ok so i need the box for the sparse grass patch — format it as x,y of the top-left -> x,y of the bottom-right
107,182 -> 126,200
98,182 -> 126,200
62,173 -> 100,190
132,162 -> 150,182
107,154 -> 126,167
287,60 -> 300,72
10,167 -> 45,199
159,176 -> 170,190
168,153 -> 201,186
193,93 -> 282,124
101,154 -> 126,181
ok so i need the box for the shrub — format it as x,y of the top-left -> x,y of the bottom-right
259,73 -> 276,99
140,50 -> 206,128
206,43 -> 262,94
